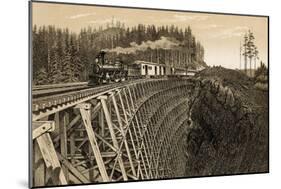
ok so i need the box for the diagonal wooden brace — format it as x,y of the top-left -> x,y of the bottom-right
98,95 -> 128,181
75,103 -> 110,182
111,92 -> 137,177
33,121 -> 67,186
32,121 -> 55,140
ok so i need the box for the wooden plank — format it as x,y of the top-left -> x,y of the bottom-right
36,133 -> 67,185
112,94 -> 137,177
99,108 -> 105,150
32,121 -> 54,140
108,165 -> 138,180
91,102 -> 101,119
118,91 -> 138,162
139,146 -> 149,179
57,152 -> 90,184
138,159 -> 144,179
99,97 -> 128,181
59,112 -> 69,181
53,114 -> 81,145
123,90 -> 132,116
33,140 -> 45,187
88,138 -> 94,182
69,133 -> 75,164
127,87 -> 135,111
134,113 -> 151,174
95,132 -> 118,152
132,86 -> 138,103
78,103 -> 110,182
68,172 -> 82,184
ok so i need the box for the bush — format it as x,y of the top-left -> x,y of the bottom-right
255,62 -> 268,80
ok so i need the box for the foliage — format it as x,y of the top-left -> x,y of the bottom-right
34,67 -> 48,85
254,62 -> 268,91
32,24 -> 205,85
254,62 -> 268,80
242,30 -> 259,76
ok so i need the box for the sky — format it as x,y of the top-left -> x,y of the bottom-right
32,2 -> 268,69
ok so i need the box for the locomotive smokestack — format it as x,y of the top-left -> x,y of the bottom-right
98,51 -> 106,65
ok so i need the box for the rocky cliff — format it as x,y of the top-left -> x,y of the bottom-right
184,67 -> 268,176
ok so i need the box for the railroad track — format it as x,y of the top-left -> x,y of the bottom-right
32,82 -> 89,98
32,82 -> 88,91
32,79 -> 155,120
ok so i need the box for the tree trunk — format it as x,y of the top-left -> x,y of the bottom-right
254,57 -> 256,71
249,58 -> 252,77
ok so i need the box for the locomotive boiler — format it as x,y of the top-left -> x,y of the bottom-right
88,51 -> 128,86
88,50 -> 197,86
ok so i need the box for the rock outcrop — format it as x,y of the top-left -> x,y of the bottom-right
184,68 -> 268,176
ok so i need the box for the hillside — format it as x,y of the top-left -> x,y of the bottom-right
185,67 -> 268,176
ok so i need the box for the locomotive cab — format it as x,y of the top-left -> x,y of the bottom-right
88,51 -> 128,86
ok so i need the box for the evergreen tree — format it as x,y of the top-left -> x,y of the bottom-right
62,47 -> 73,83
32,24 -> 206,84
35,67 -> 48,85
49,45 -> 63,83
72,47 -> 83,81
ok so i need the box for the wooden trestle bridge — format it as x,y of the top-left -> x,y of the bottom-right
31,78 -> 195,187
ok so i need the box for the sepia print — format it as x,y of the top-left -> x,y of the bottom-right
29,1 -> 269,188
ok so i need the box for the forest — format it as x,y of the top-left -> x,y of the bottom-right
32,22 -> 206,85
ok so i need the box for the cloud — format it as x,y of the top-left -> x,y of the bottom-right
88,18 -> 127,25
68,13 -> 96,19
88,18 -> 113,24
156,14 -> 209,24
197,24 -> 222,29
173,14 -> 209,22
210,26 -> 249,39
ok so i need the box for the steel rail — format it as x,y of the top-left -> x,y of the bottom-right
32,82 -> 88,91
32,78 -> 166,121
32,85 -> 90,98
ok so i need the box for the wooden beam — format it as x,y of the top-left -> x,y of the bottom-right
99,96 -> 128,181
32,121 -> 55,140
36,133 -> 67,185
112,93 -> 137,177
108,165 -> 138,180
88,138 -> 94,182
69,133 -> 75,164
118,91 -> 139,178
53,114 -> 81,145
33,141 -> 45,187
57,152 -> 90,184
99,107 -> 105,150
77,103 -> 110,182
59,112 -> 69,182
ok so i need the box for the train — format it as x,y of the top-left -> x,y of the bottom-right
88,50 -> 199,86
88,51 -> 128,86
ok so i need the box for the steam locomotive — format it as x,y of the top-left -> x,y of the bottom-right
88,51 -> 199,86
88,51 -> 128,86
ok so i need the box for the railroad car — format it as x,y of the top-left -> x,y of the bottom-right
130,60 -> 168,77
88,51 -> 199,86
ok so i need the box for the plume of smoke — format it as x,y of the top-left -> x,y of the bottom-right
103,36 -> 180,54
